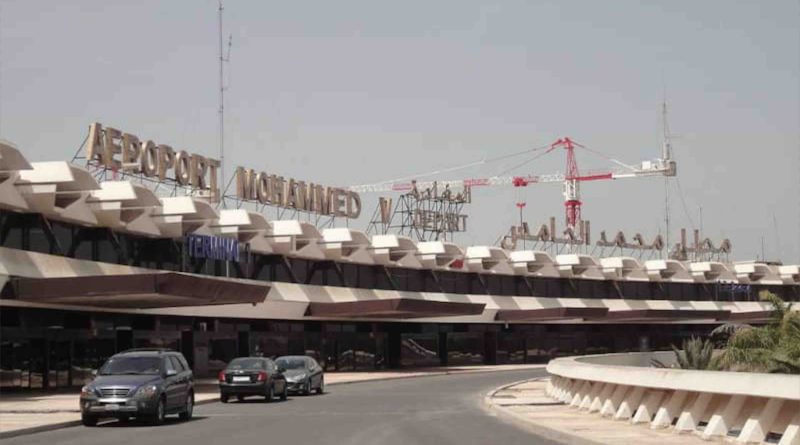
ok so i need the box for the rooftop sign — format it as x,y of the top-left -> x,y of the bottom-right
234,167 -> 362,219
82,122 -> 360,219
86,123 -> 220,200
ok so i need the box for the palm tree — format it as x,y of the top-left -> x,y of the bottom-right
651,336 -> 716,370
709,322 -> 750,347
716,291 -> 800,374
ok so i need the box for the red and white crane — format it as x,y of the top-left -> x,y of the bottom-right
349,136 -> 676,230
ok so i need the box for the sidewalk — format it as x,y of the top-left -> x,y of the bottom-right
0,364 -> 543,438
485,378 -> 708,445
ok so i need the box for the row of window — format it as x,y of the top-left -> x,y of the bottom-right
1,306 -> 720,388
1,211 -> 797,302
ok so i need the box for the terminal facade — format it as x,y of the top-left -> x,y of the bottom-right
0,140 -> 798,391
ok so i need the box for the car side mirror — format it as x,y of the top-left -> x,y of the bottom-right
165,369 -> 178,377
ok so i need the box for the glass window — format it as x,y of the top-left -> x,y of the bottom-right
96,237 -> 118,264
400,334 -> 439,367
226,357 -> 265,370
275,357 -> 308,370
209,339 -> 237,371
447,333 -> 484,365
28,221 -> 52,254
169,356 -> 184,372
164,357 -> 176,373
99,356 -> 162,375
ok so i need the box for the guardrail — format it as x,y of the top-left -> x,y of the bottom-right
545,352 -> 800,444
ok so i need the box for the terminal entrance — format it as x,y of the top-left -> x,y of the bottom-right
0,305 -> 726,392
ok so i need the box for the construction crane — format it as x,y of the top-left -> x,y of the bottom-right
349,136 -> 677,230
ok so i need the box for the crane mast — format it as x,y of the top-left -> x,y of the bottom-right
350,136 -> 676,233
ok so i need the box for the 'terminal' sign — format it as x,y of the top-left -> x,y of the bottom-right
186,234 -> 240,262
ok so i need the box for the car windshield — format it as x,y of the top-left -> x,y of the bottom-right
227,358 -> 264,370
275,357 -> 307,370
99,356 -> 162,375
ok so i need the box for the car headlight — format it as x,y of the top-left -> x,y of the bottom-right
80,385 -> 96,398
134,384 -> 159,400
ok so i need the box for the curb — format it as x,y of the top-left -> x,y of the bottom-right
0,420 -> 83,440
0,366 -> 544,439
482,378 -> 605,445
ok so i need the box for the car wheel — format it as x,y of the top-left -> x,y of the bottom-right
316,377 -> 324,395
81,415 -> 98,427
220,394 -> 229,403
152,397 -> 166,425
303,380 -> 311,396
179,392 -> 194,421
264,384 -> 274,403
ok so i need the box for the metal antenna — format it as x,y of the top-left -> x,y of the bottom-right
218,0 -> 232,202
772,213 -> 780,262
662,100 -> 672,259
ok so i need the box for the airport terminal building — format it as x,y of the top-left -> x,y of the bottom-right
0,133 -> 798,391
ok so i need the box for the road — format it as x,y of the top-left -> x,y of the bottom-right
6,369 -> 557,445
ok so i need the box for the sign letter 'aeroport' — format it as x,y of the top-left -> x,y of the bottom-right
86,123 -> 220,200
235,167 -> 362,219
185,234 -> 240,262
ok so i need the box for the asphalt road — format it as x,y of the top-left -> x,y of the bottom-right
6,369 -> 558,445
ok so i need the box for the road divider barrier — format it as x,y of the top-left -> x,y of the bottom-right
545,352 -> 800,444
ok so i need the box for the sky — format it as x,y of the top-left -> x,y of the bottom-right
1,0 -> 798,262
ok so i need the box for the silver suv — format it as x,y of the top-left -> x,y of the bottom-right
79,349 -> 194,426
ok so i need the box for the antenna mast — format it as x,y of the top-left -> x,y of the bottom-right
662,101 -> 673,258
218,1 -> 231,200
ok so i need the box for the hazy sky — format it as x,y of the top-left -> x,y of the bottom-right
1,0 -> 798,262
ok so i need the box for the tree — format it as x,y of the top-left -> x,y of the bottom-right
716,291 -> 800,374
651,336 -> 716,370
709,323 -> 750,347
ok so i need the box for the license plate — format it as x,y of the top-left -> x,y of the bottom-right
232,376 -> 250,383
104,404 -> 120,411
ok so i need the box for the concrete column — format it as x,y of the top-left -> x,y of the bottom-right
564,379 -> 582,403
777,411 -> 800,445
547,377 -> 561,398
651,390 -> 689,429
702,395 -> 746,440
580,382 -> 602,411
590,383 -> 616,413
737,399 -> 784,444
631,390 -> 666,424
556,378 -> 572,401
601,385 -> 629,418
675,392 -> 713,433
557,379 -> 573,403
571,381 -> 591,407
614,386 -> 646,420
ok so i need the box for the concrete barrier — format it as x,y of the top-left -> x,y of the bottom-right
545,352 -> 800,444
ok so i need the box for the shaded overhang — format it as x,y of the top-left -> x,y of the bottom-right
720,310 -> 773,324
604,308 -> 731,322
8,272 -> 270,309
495,307 -> 609,322
305,298 -> 485,319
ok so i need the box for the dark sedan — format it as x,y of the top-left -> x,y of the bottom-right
275,356 -> 324,395
218,357 -> 287,403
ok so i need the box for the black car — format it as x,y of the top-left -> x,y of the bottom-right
218,357 -> 287,403
275,356 -> 324,395
79,349 -> 194,426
